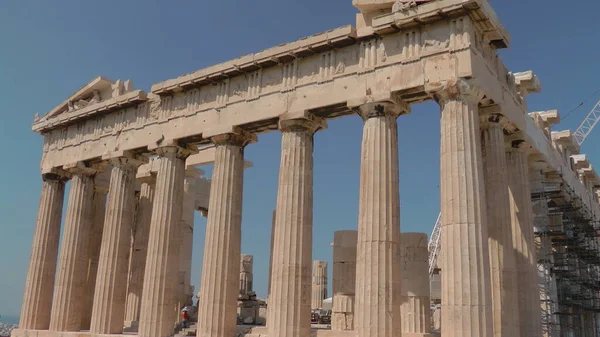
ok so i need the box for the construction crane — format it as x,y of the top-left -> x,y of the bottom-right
573,98 -> 600,146
427,213 -> 442,276
427,97 -> 600,276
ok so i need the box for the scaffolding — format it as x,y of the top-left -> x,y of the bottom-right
532,177 -> 600,337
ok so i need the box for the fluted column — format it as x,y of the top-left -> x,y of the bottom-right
332,230 -> 357,332
50,165 -> 97,331
138,146 -> 191,337
178,172 -> 197,308
268,209 -> 276,297
311,261 -> 328,310
399,233 -> 432,335
481,114 -> 519,337
197,126 -> 256,337
267,112 -> 326,337
124,171 -> 156,329
354,99 -> 408,337
81,176 -> 109,330
19,173 -> 68,330
90,155 -> 144,334
508,144 -> 542,337
432,79 -> 493,337
239,254 -> 254,295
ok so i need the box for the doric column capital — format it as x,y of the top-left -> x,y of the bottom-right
279,111 -> 327,134
42,172 -> 70,183
427,78 -> 485,105
204,126 -> 257,148
479,112 -> 508,130
102,150 -> 148,168
350,93 -> 410,121
63,161 -> 103,177
505,134 -> 534,155
155,145 -> 194,160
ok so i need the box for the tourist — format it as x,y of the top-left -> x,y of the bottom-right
181,307 -> 189,329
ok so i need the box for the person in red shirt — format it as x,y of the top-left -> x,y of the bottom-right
181,308 -> 190,329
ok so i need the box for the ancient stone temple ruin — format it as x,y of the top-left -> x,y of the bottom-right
311,261 -> 328,310
13,0 -> 600,337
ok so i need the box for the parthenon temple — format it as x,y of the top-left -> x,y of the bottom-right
12,0 -> 600,337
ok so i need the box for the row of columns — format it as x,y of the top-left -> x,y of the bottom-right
20,78 -> 543,337
19,145 -> 201,337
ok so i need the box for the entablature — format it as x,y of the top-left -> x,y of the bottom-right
151,26 -> 357,96
368,0 -> 509,49
551,130 -> 580,155
513,70 -> 541,98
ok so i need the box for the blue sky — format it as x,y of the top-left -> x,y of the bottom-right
1,0 -> 600,323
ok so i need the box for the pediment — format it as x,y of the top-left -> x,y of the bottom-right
36,76 -> 135,123
33,76 -> 147,133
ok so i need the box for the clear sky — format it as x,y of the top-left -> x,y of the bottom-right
1,0 -> 600,324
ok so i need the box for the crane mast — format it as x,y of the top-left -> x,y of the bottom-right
573,99 -> 600,146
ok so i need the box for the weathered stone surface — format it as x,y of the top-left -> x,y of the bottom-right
197,128 -> 255,337
138,147 -> 190,337
50,171 -> 96,332
19,174 -> 67,330
240,255 -> 254,295
16,3 -> 600,337
481,115 -> 519,337
268,113 -> 325,337
90,157 -> 142,334
354,100 -> 406,337
332,230 -> 357,332
178,173 -> 197,308
434,79 -> 493,337
507,146 -> 542,337
81,179 -> 108,330
124,172 -> 155,329
399,233 -> 431,334
311,261 -> 328,310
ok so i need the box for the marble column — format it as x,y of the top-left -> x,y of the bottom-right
480,114 -> 519,337
311,261 -> 328,310
332,230 -> 357,332
507,142 -> 542,337
19,173 -> 67,330
433,79 -> 493,337
178,172 -> 198,308
197,127 -> 256,337
50,165 -> 97,332
268,209 -> 276,297
267,112 -> 326,337
138,146 -> 191,337
81,176 -> 109,330
399,233 -> 432,336
239,255 -> 254,295
124,172 -> 156,329
354,98 -> 407,337
90,156 -> 143,334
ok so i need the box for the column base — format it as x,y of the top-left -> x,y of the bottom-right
12,327 -> 439,337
